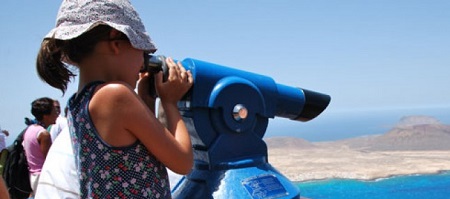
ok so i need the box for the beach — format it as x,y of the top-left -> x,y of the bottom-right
268,147 -> 450,182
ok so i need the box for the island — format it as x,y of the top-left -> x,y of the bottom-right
265,116 -> 450,182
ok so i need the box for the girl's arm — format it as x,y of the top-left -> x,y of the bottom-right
90,58 -> 193,174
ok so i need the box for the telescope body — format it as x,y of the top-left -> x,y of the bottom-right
169,58 -> 330,199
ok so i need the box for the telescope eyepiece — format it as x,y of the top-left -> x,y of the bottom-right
141,54 -> 169,98
141,54 -> 166,74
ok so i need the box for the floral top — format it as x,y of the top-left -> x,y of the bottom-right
67,81 -> 171,199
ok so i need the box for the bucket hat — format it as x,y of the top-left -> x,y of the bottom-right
45,0 -> 157,52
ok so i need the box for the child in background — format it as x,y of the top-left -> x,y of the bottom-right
35,0 -> 193,198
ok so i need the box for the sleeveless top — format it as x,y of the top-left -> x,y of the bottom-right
23,124 -> 46,174
67,81 -> 171,199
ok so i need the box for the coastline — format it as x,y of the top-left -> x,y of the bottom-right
293,170 -> 450,184
268,148 -> 450,182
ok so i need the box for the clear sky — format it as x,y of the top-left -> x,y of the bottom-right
1,1 -> 450,144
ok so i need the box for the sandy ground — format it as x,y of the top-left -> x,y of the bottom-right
268,147 -> 450,182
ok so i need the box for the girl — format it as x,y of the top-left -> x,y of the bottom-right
35,0 -> 193,198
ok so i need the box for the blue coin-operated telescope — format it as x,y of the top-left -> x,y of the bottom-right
144,56 -> 331,198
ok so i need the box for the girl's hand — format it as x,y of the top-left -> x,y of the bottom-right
155,57 -> 193,104
137,72 -> 150,97
137,72 -> 158,99
137,72 -> 157,111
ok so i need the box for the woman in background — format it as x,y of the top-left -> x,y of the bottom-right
22,97 -> 58,196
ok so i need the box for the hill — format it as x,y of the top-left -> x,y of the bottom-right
323,115 -> 450,151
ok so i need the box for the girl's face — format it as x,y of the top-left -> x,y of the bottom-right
114,40 -> 144,87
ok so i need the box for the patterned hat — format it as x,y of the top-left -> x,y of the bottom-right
45,0 -> 157,52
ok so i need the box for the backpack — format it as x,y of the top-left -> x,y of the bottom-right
1,127 -> 32,199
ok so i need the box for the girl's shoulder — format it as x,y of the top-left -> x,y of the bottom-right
90,81 -> 142,114
95,81 -> 134,92
93,81 -> 137,100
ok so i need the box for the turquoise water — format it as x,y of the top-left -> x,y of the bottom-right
296,171 -> 450,199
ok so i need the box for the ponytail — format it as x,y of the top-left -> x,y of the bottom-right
36,25 -> 114,94
36,39 -> 75,94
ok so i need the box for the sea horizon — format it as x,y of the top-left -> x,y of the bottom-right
266,105 -> 450,142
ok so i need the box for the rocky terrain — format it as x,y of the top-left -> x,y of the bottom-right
325,115 -> 450,151
265,116 -> 450,182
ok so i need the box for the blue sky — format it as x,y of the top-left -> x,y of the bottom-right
1,1 -> 450,144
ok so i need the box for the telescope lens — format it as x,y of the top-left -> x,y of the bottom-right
294,89 -> 331,122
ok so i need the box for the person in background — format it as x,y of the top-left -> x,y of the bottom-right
35,0 -> 193,198
48,100 -> 68,142
22,97 -> 58,197
0,125 -> 9,176
0,125 -> 9,151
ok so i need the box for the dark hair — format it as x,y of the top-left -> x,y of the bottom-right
31,97 -> 54,121
36,25 -> 115,94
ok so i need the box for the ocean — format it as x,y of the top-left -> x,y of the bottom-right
296,171 -> 450,199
